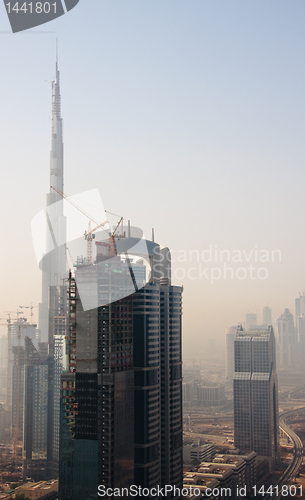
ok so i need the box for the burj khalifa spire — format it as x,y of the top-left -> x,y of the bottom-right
48,53 -> 64,205
38,53 -> 67,343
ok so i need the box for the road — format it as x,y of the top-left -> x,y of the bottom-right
278,409 -> 304,485
263,407 -> 305,499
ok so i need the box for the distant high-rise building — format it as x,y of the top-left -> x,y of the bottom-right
182,381 -> 195,407
295,292 -> 305,318
233,325 -> 278,468
263,306 -> 272,326
295,293 -> 305,366
9,320 -> 38,449
245,314 -> 257,331
0,335 -> 7,403
8,320 -> 38,411
276,308 -> 297,366
225,326 -> 236,383
297,315 -> 305,365
23,338 -> 49,481
10,320 -> 38,349
12,346 -> 26,442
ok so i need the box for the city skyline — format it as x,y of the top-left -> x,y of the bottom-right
1,2 -> 305,357
1,4 -> 305,498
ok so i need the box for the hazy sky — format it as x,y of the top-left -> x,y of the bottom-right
1,1 -> 305,357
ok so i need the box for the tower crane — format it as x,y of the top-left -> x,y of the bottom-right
51,186 -> 109,265
108,216 -> 123,257
85,219 -> 110,265
49,187 -> 138,289
18,303 -> 38,324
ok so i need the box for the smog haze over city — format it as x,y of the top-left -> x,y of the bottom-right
1,0 -> 305,359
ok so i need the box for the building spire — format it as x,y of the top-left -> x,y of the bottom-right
39,50 -> 67,341
56,38 -> 58,68
54,40 -> 61,120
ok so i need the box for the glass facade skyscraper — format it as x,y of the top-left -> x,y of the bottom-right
58,238 -> 183,498
133,283 -> 161,488
23,338 -> 49,480
233,325 -> 278,468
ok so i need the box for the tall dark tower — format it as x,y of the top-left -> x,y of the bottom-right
159,248 -> 183,493
58,238 -> 183,498
39,53 -> 67,343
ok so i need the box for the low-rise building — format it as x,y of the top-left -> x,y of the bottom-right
213,451 -> 257,495
192,465 -> 234,499
183,441 -> 215,464
183,473 -> 220,499
202,457 -> 246,499
14,480 -> 58,499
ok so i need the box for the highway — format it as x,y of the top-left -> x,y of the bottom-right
263,407 -> 305,499
277,409 -> 304,486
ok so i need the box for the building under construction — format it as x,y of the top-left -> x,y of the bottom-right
59,234 -> 183,499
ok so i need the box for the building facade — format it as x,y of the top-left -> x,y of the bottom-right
133,283 -> 161,489
159,280 -> 183,494
225,326 -> 236,384
58,238 -> 183,497
47,284 -> 68,479
39,58 -> 67,343
233,325 -> 278,467
23,338 -> 49,480
276,308 -> 297,366
263,306 -> 272,326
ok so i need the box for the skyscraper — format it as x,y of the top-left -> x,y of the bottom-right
58,237 -> 183,497
23,338 -> 49,480
133,282 -> 161,489
263,306 -> 272,326
159,248 -> 183,493
59,253 -> 135,500
47,285 -> 68,478
295,293 -> 305,365
276,308 -> 297,366
39,56 -> 67,343
295,292 -> 305,318
12,346 -> 26,443
245,313 -> 257,331
233,325 -> 278,468
36,56 -> 68,479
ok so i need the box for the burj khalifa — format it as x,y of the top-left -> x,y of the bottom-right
38,56 -> 67,343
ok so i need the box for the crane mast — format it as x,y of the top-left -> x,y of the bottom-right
51,186 -> 109,264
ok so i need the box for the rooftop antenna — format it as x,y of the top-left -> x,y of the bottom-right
151,228 -> 154,242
